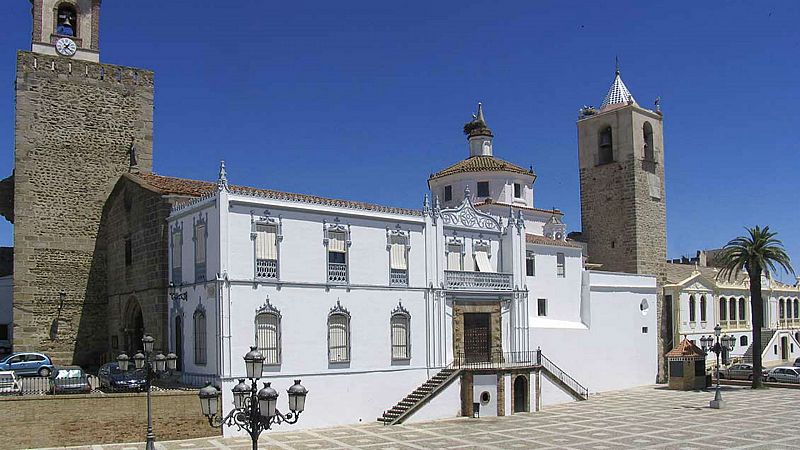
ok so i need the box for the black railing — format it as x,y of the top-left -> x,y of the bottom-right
537,350 -> 589,400
453,350 -> 538,369
451,349 -> 588,400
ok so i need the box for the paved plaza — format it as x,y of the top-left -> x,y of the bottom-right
42,385 -> 800,450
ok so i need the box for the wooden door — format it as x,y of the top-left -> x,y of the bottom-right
464,313 -> 491,363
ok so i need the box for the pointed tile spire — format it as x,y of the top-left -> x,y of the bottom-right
600,63 -> 635,111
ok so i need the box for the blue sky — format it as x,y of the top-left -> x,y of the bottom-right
0,1 -> 798,280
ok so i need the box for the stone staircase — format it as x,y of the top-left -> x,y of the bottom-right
743,328 -> 776,363
377,367 -> 460,425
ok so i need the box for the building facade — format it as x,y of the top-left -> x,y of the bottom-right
665,259 -> 800,368
163,111 -> 658,433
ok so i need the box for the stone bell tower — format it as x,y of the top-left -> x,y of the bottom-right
30,0 -> 101,62
576,68 -> 666,277
5,0 -> 154,365
576,66 -> 668,381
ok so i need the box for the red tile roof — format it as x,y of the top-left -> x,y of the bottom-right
666,337 -> 705,358
526,233 -> 583,249
475,199 -> 562,216
429,156 -> 535,181
131,173 -> 423,216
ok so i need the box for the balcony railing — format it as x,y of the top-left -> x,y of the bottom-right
327,262 -> 348,284
256,259 -> 278,279
390,269 -> 408,286
444,270 -> 512,291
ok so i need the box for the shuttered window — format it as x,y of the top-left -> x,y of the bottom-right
390,238 -> 407,270
195,222 -> 207,282
194,309 -> 207,365
327,231 -> 347,283
556,252 -> 565,278
256,312 -> 281,365
447,244 -> 463,270
391,313 -> 410,360
255,224 -> 278,279
172,230 -> 182,284
328,313 -> 350,363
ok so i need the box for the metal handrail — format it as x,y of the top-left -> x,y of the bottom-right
537,349 -> 589,400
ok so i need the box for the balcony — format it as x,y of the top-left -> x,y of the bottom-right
390,269 -> 408,286
327,262 -> 348,284
444,270 -> 512,291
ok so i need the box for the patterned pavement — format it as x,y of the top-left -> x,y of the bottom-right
39,385 -> 800,449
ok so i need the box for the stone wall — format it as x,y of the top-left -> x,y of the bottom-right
103,176 -> 175,360
0,390 -> 219,448
12,51 -> 154,367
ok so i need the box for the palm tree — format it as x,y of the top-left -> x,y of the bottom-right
716,226 -> 794,388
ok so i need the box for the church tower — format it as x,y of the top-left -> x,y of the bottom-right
6,0 -> 154,365
576,68 -> 666,277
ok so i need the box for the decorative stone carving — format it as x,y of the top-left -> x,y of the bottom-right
439,194 -> 501,231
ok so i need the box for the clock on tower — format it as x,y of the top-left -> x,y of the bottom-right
30,0 -> 101,62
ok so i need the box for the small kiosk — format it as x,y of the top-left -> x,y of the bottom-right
667,337 -> 707,390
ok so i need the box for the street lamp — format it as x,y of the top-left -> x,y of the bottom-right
700,324 -> 736,409
117,335 -> 176,450
199,346 -> 308,450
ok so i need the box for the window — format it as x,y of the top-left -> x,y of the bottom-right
477,181 -> 489,198
194,307 -> 207,365
328,302 -> 350,363
0,324 -> 8,341
513,183 -> 522,199
729,298 -> 737,321
388,232 -> 409,286
390,305 -> 411,361
694,360 -> 705,377
447,242 -> 463,271
642,327 -> 648,333
719,298 -> 727,321
327,231 -> 348,283
795,299 -> 799,319
556,253 -> 565,278
598,126 -> 613,164
473,243 -> 493,273
255,303 -> 281,365
689,296 -> 696,323
171,228 -> 182,284
669,360 -> 683,377
780,299 -> 785,319
537,298 -> 547,317
643,122 -> 655,172
700,295 -> 707,322
739,298 -> 746,322
255,223 -> 278,279
525,251 -> 535,276
57,4 -> 77,37
194,218 -> 207,282
124,237 -> 132,266
444,185 -> 452,202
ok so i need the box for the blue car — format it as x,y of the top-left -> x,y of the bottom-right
0,352 -> 54,377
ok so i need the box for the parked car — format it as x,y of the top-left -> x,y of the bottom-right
720,363 -> 755,380
793,357 -> 800,367
97,362 -> 146,391
49,366 -> 91,394
765,367 -> 800,384
0,352 -> 54,377
0,371 -> 21,395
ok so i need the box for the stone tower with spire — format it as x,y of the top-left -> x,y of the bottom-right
576,67 -> 668,379
576,68 -> 666,276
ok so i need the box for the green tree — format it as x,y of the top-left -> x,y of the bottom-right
716,226 -> 794,388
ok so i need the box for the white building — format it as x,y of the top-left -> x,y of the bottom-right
161,105 -> 657,434
665,259 -> 800,368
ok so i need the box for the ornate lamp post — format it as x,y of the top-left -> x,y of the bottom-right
199,346 -> 308,450
700,324 -> 736,409
117,335 -> 177,450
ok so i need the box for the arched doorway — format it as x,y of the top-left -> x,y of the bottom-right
513,375 -> 529,413
122,298 -> 144,355
174,316 -> 183,371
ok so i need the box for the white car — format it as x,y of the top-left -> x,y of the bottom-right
0,370 -> 21,395
766,367 -> 800,384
